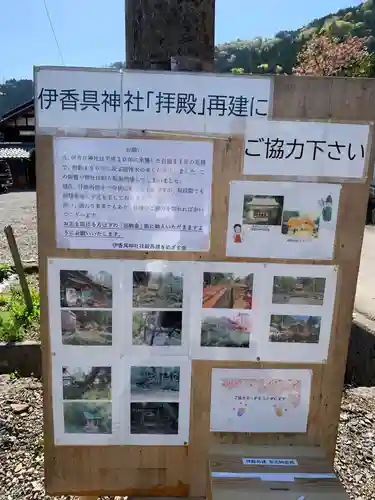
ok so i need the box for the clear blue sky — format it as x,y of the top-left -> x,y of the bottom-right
0,0 -> 364,82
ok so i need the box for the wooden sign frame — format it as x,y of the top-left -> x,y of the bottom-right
36,74 -> 374,497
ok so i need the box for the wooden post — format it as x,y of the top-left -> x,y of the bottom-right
4,225 -> 33,314
85,5 -> 214,498
125,0 -> 215,71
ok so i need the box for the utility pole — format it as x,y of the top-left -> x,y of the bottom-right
125,0 -> 215,71
81,5 -> 215,498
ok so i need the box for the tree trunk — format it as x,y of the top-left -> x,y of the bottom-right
125,0 -> 215,70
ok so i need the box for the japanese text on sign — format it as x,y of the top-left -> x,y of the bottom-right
54,137 -> 213,252
243,120 -> 370,179
35,67 -> 271,134
242,458 -> 298,466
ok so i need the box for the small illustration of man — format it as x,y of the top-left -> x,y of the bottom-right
322,195 -> 333,222
233,224 -> 242,243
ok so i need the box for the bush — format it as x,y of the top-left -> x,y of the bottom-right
0,286 -> 40,342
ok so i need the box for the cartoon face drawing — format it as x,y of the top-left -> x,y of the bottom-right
233,224 -> 242,243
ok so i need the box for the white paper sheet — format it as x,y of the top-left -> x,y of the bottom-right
125,259 -> 192,357
47,258 -> 121,354
51,350 -> 121,445
48,258 -> 193,445
258,264 -> 338,363
35,67 -> 272,134
53,137 -> 213,252
189,261 -> 264,361
210,368 -> 312,433
243,120 -> 370,180
121,356 -> 191,445
226,181 -> 341,259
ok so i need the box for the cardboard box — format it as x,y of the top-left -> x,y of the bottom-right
207,445 -> 349,500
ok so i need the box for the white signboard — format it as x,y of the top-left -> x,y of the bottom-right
226,181 -> 341,260
53,137 -> 213,252
210,368 -> 312,433
243,120 -> 370,180
35,67 -> 272,134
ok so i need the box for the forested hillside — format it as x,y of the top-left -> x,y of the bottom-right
1,0 -> 375,118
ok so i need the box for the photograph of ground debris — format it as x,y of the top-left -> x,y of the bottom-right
61,310 -> 112,346
133,271 -> 183,309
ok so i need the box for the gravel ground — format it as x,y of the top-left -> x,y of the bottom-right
0,191 -> 38,265
0,376 -> 374,500
1,187 -> 374,499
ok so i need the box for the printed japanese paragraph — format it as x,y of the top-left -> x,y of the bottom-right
226,181 -> 341,259
62,365 -> 112,435
53,137 -> 213,252
210,368 -> 312,433
35,67 -> 271,134
243,119 -> 370,179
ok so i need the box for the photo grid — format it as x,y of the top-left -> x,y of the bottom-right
189,263 -> 263,361
261,264 -> 337,363
130,364 -> 180,438
60,268 -> 113,347
62,364 -> 112,436
48,259 -> 337,444
132,269 -> 184,349
201,270 -> 254,348
126,356 -> 191,444
48,260 -> 118,444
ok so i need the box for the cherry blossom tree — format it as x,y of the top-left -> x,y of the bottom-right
295,35 -> 375,77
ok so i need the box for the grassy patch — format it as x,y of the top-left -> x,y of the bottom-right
0,270 -> 40,342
